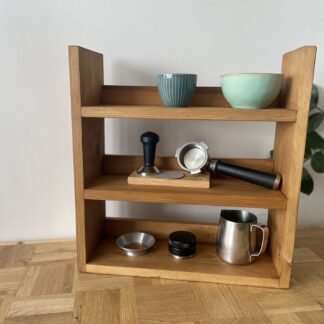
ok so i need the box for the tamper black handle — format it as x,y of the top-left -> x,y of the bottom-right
140,132 -> 159,167
209,160 -> 281,190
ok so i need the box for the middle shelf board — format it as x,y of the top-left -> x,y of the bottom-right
84,174 -> 287,209
81,105 -> 297,122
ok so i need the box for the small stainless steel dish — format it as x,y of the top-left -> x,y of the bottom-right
116,232 -> 156,256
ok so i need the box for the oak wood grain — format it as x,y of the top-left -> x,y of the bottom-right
102,85 -> 230,107
82,105 -> 296,121
84,174 -> 287,209
128,170 -> 210,188
104,155 -> 275,174
269,46 -> 317,288
104,217 -> 218,243
69,46 -> 106,271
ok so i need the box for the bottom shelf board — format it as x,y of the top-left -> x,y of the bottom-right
86,238 -> 280,288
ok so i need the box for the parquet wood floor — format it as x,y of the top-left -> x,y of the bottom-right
0,227 -> 324,323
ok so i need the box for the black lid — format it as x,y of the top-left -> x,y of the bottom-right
169,231 -> 196,250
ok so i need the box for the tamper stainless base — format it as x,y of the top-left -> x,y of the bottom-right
137,165 -> 160,176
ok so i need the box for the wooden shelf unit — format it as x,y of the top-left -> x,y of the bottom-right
69,45 -> 316,288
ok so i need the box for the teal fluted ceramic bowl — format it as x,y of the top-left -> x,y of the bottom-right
157,74 -> 197,107
220,73 -> 283,109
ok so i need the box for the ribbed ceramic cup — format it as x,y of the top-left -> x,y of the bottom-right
157,74 -> 197,107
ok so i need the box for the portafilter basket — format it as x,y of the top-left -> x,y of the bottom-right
175,142 -> 281,190
175,142 -> 209,174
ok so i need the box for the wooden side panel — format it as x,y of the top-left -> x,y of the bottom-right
102,85 -> 231,107
104,217 -> 218,243
269,46 -> 316,287
69,46 -> 106,270
103,155 -> 274,175
82,118 -> 104,187
84,200 -> 105,257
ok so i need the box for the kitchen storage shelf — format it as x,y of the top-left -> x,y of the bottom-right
69,45 -> 316,288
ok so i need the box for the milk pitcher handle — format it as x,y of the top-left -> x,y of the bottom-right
250,224 -> 269,257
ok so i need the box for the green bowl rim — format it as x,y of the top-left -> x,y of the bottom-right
220,72 -> 283,78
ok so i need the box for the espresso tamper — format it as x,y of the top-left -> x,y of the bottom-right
137,131 -> 160,176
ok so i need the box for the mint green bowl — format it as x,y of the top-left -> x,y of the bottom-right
220,73 -> 283,109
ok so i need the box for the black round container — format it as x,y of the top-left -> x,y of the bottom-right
168,231 -> 196,259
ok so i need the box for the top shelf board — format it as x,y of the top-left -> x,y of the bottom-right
81,85 -> 296,122
81,105 -> 296,121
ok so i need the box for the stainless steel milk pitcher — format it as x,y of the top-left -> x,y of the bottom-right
216,210 -> 269,265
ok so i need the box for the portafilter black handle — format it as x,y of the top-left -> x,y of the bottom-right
140,132 -> 159,167
209,160 -> 281,190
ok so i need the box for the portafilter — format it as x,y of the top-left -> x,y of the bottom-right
175,142 -> 281,190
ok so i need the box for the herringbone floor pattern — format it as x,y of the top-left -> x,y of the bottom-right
0,227 -> 324,323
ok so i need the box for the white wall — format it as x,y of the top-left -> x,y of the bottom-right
1,0 -> 323,241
